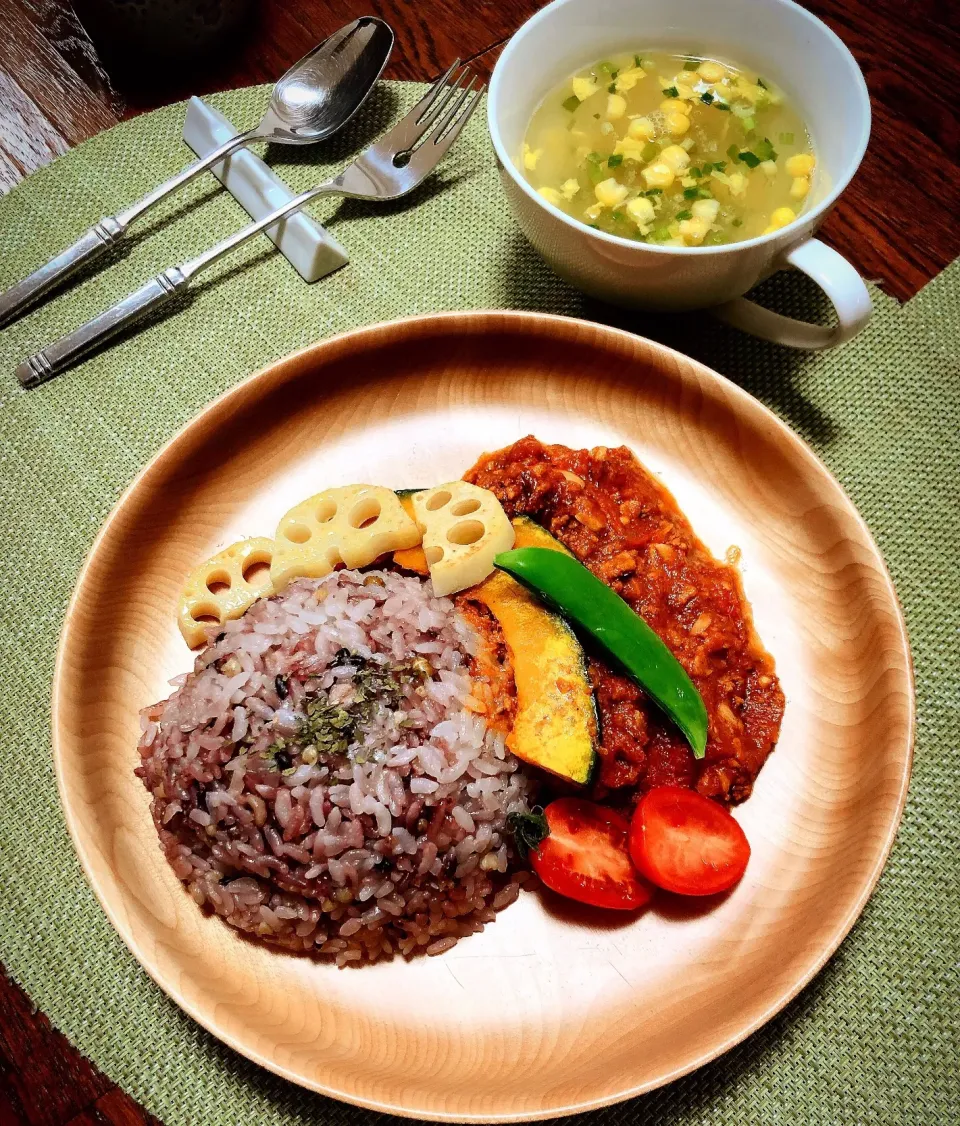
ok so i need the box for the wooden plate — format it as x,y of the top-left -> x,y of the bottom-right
53,312 -> 913,1121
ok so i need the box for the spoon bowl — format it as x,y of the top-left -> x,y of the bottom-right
259,17 -> 395,143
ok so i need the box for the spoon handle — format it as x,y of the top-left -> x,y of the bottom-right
0,130 -> 258,330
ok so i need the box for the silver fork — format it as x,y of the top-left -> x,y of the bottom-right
17,62 -> 482,389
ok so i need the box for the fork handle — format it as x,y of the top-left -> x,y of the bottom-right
15,268 -> 190,389
0,217 -> 125,328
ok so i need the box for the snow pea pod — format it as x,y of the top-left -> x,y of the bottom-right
494,547 -> 708,758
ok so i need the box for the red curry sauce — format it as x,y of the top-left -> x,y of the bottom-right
465,437 -> 785,805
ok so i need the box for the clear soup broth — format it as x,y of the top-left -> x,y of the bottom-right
522,51 -> 815,247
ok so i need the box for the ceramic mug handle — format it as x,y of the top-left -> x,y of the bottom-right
714,238 -> 873,350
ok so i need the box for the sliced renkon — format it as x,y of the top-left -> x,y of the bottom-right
412,482 -> 515,597
178,537 -> 276,648
271,484 -> 421,590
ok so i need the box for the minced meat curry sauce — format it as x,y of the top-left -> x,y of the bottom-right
464,437 -> 785,805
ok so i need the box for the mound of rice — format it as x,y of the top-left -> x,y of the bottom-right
136,569 -> 536,965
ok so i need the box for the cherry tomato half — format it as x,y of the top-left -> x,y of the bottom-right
628,786 -> 750,896
531,798 -> 654,910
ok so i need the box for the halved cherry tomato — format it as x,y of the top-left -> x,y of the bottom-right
628,786 -> 750,896
531,798 -> 654,910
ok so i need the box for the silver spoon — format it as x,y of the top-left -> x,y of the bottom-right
0,16 -> 394,328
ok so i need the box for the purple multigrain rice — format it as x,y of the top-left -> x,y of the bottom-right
136,569 -> 534,965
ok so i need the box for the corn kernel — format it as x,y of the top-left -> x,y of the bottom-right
595,177 -> 629,208
697,61 -> 726,82
785,153 -> 815,178
691,198 -> 720,223
572,76 -> 599,101
560,178 -> 581,200
627,116 -> 656,140
642,162 -> 675,189
523,144 -> 542,171
626,196 -> 656,228
679,217 -> 711,245
537,186 -> 562,206
658,144 -> 691,173
765,206 -> 796,233
736,77 -> 760,103
606,93 -> 627,120
790,175 -> 810,199
664,112 -> 690,136
660,98 -> 691,116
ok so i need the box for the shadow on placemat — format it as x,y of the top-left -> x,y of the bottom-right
0,81 -> 957,1126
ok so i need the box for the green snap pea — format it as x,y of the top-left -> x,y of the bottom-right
494,547 -> 708,757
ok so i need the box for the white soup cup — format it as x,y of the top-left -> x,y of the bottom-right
488,0 -> 873,349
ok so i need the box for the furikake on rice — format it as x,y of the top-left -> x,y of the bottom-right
136,569 -> 536,966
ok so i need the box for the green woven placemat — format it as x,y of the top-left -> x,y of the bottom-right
0,81 -> 957,1125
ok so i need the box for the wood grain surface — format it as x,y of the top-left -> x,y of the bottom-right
0,0 -> 943,1119
50,312 -> 912,1122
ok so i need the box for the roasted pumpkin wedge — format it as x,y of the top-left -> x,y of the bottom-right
471,516 -> 598,785
392,489 -> 429,574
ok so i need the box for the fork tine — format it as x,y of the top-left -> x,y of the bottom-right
414,66 -> 472,134
429,72 -> 480,141
409,80 -> 484,175
382,59 -> 462,150
410,57 -> 461,122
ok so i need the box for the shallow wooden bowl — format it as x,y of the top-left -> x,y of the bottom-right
53,311 -> 913,1120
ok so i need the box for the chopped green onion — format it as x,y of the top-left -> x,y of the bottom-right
712,160 -> 727,172
652,226 -> 671,241
676,209 -> 693,220
607,153 -> 623,168
753,137 -> 777,162
585,152 -> 606,184
696,186 -> 713,199
683,59 -> 700,70
690,166 -> 702,178
641,141 -> 660,162
713,100 -> 731,111
740,115 -> 756,131
598,61 -> 615,76
562,95 -> 579,112
779,131 -> 795,145
662,85 -> 679,97
700,91 -> 715,105
588,223 -> 600,229
757,77 -> 768,89
683,187 -> 699,199
727,143 -> 740,161
643,187 -> 664,196
608,82 -> 617,93
737,150 -> 761,168
634,54 -> 643,67
611,209 -> 626,221
705,231 -> 728,245
732,218 -> 743,227
593,112 -> 601,119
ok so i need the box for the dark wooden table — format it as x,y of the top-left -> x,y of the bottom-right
0,0 -> 958,1121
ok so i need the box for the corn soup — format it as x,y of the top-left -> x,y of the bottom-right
522,52 -> 815,246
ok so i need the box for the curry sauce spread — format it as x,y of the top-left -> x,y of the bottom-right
466,437 -> 785,804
